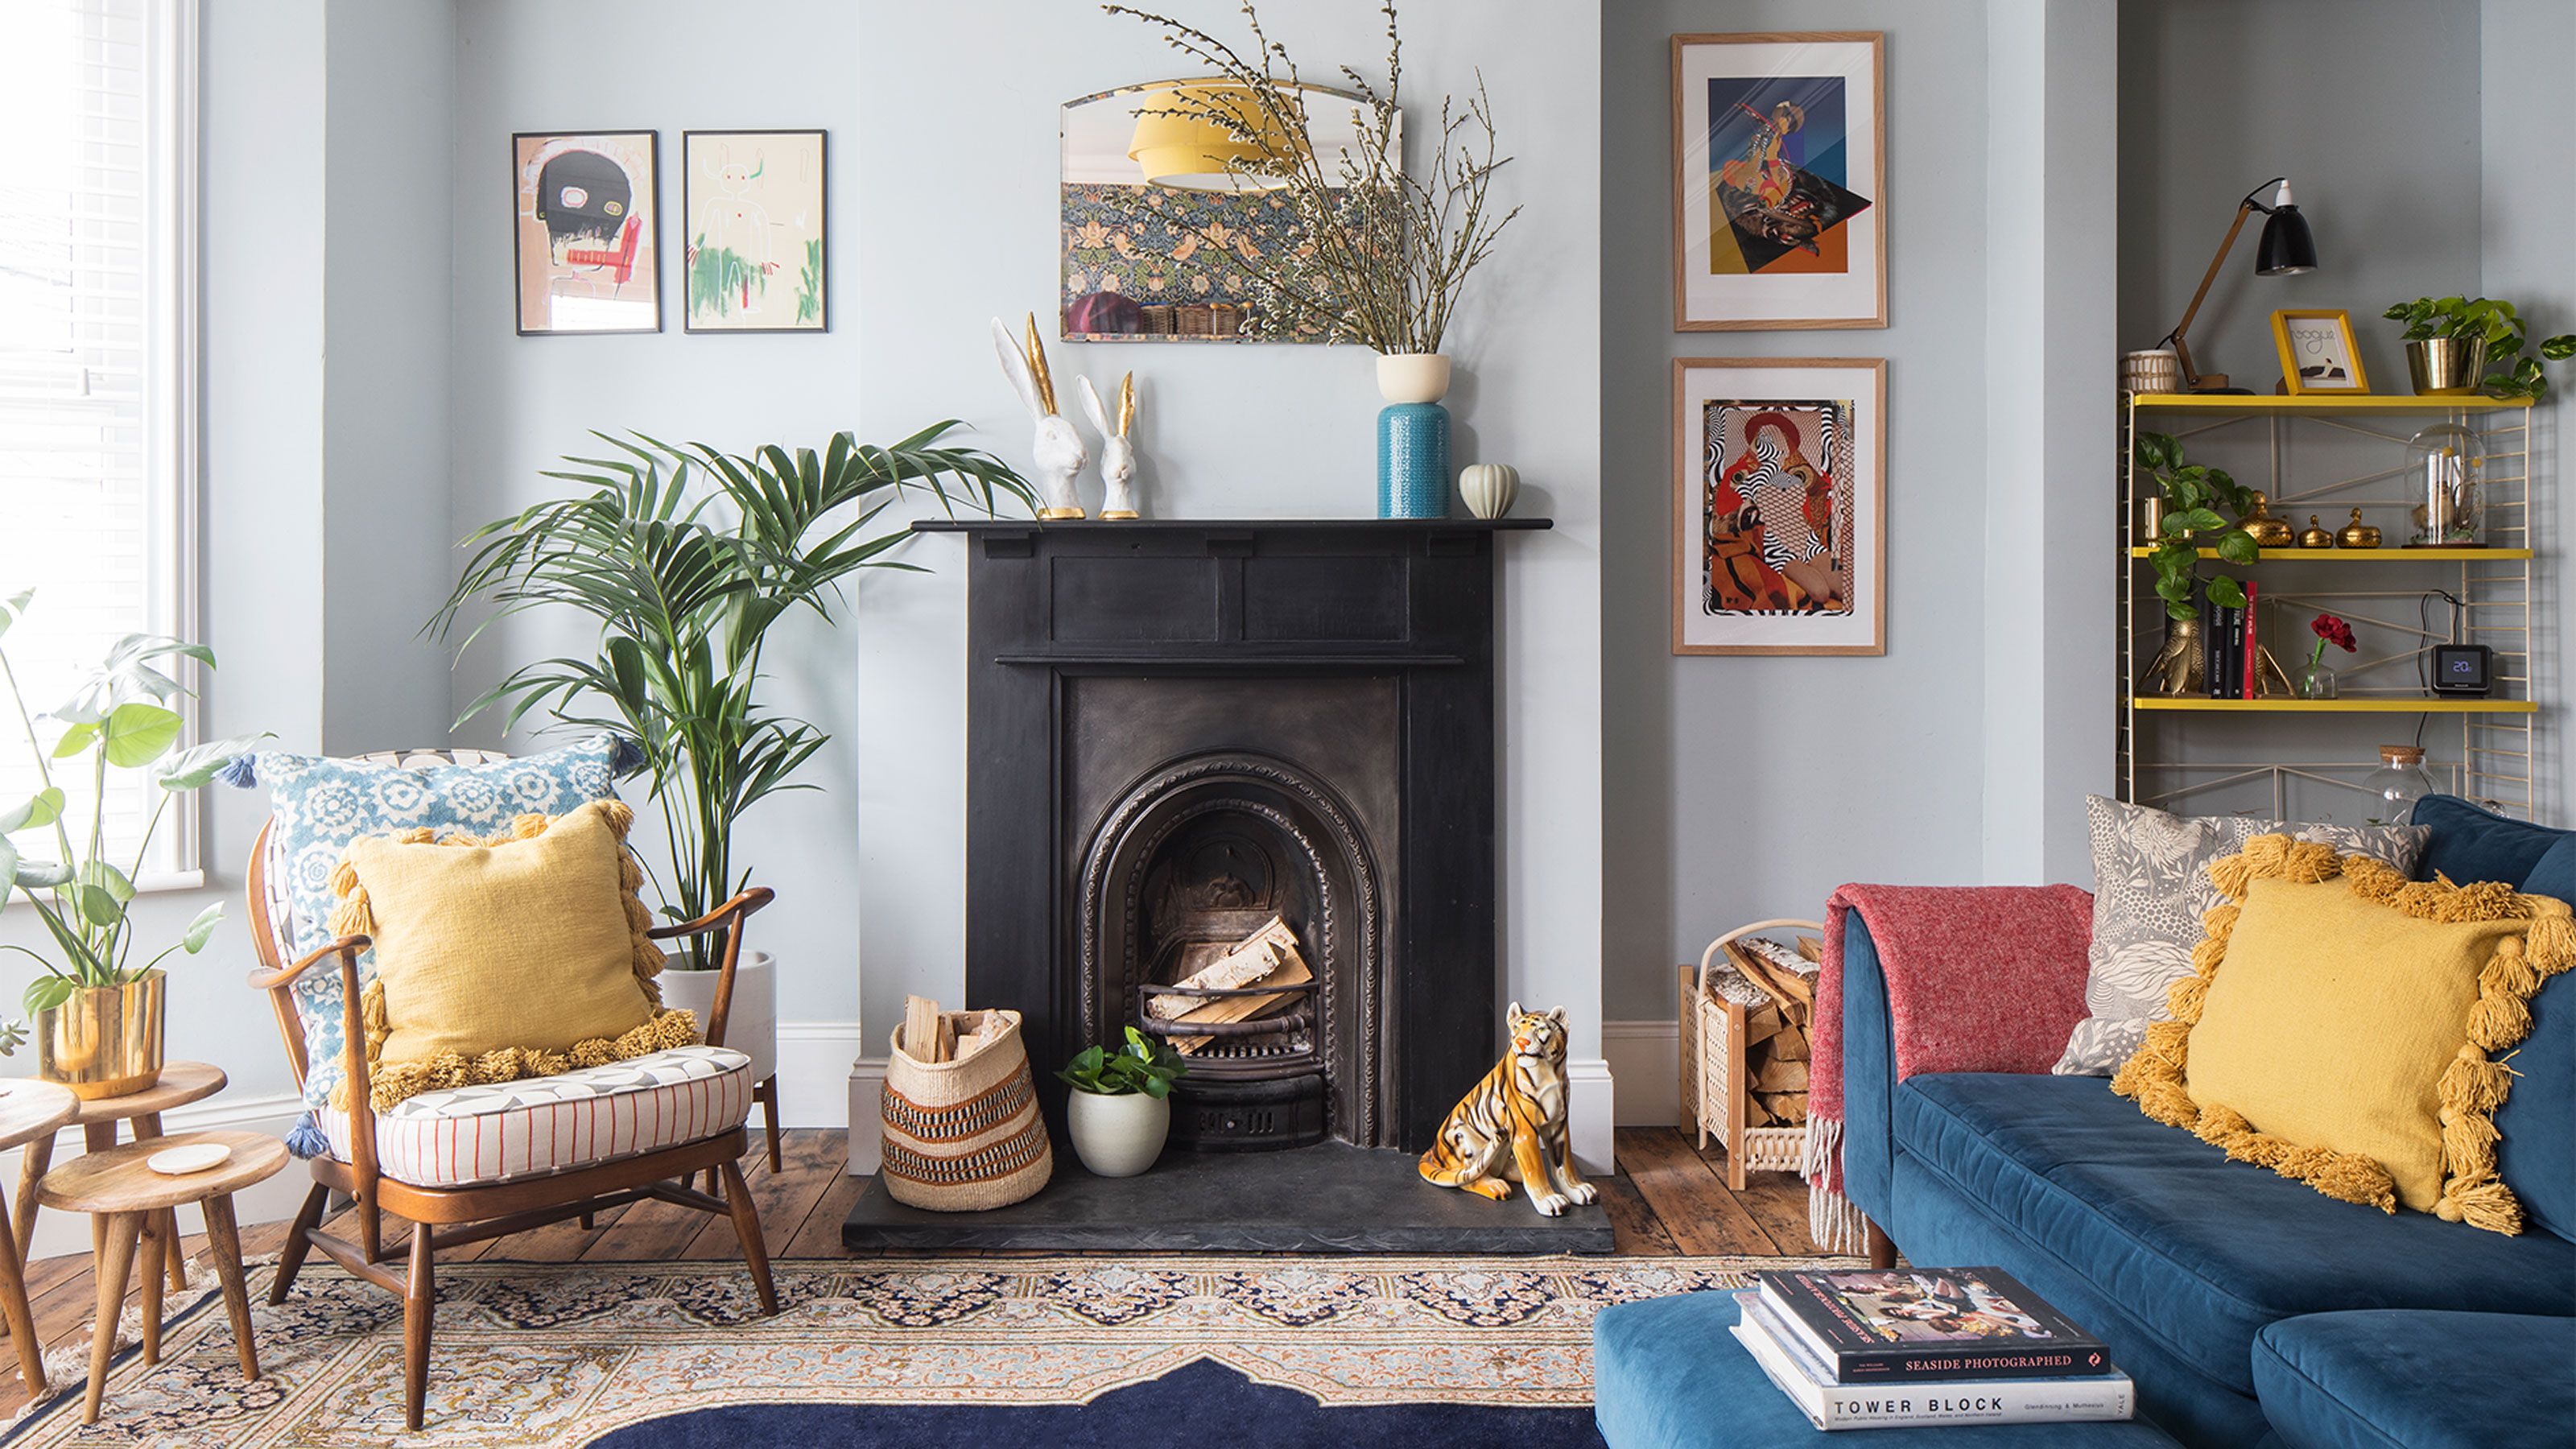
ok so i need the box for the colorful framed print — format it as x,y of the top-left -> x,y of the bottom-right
1671,33 -> 1885,331
2272,308 -> 2367,394
513,131 -> 660,335
683,130 -> 828,333
1673,357 -> 1886,655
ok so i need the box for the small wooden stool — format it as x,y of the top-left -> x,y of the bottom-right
36,1129 -> 287,1425
12,1061 -> 227,1299
0,1081 -> 78,1399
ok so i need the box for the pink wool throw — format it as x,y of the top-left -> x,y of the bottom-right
1802,882 -> 2095,1253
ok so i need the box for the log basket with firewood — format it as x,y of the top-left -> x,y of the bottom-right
1129,914 -> 1316,1056
1677,918 -> 1823,1191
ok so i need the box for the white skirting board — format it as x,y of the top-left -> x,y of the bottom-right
0,1022 -> 873,1258
849,1055 -> 1621,1177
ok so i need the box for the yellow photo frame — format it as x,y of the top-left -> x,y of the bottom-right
2272,309 -> 2368,394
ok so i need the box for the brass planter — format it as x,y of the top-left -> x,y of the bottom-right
35,971 -> 165,1100
2405,337 -> 2490,395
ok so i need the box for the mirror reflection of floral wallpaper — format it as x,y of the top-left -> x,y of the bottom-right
1061,184 -> 1324,342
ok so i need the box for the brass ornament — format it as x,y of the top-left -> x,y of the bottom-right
1021,312 -> 1059,416
2238,492 -> 2295,549
2339,509 -> 2382,549
2298,514 -> 2335,549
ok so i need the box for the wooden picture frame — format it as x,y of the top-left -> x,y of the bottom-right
1673,357 -> 1886,655
682,130 -> 828,333
513,131 -> 661,336
2272,308 -> 2368,394
1672,32 -> 1885,331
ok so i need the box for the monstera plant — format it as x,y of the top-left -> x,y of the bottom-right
1,590 -> 262,1088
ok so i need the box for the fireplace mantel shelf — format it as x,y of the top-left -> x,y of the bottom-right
911,517 -> 1552,533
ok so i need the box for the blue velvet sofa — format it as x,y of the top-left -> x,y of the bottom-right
1839,797 -> 2575,1448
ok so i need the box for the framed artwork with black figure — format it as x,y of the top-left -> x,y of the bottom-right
513,130 -> 661,335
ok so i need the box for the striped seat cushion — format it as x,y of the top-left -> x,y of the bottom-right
320,1046 -> 752,1187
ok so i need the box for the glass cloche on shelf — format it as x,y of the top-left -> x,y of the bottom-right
2405,423 -> 2486,547
2363,745 -> 2438,825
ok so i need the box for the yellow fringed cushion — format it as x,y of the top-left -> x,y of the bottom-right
330,799 -> 691,1109
2113,834 -> 2572,1235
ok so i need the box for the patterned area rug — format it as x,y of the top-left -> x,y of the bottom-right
1,1253 -> 1853,1448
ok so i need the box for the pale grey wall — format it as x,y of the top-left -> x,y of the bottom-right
852,1 -> 1608,1060
321,1 -> 456,754
2483,0 -> 2574,823
2117,0 -> 2483,393
1601,0 -> 2059,1021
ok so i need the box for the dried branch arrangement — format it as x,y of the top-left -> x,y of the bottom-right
1104,1 -> 1517,354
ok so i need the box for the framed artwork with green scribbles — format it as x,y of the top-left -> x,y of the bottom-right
682,130 -> 827,332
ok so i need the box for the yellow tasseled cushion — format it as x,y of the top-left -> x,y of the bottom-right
2112,834 -> 2572,1235
328,799 -> 696,1110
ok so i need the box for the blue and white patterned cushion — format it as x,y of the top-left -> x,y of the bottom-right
320,1045 -> 752,1187
234,737 -> 630,1113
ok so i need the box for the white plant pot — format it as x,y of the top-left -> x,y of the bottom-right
1375,352 -> 1451,405
660,950 -> 777,1085
1066,1089 -> 1170,1177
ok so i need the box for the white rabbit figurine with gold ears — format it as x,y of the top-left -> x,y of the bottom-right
991,314 -> 1087,519
1077,372 -> 1140,520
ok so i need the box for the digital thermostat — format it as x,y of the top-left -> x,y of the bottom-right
2432,644 -> 2492,697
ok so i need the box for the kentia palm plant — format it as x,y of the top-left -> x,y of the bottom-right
431,424 -> 1034,968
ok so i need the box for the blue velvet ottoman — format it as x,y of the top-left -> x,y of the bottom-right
1594,1291 -> 2185,1447
2251,1311 -> 2575,1449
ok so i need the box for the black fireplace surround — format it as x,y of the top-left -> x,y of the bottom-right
916,517 -> 1546,1154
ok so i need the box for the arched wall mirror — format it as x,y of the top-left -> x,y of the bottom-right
1059,79 -> 1397,344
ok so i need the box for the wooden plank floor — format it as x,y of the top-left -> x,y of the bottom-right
0,1125 -> 1814,1418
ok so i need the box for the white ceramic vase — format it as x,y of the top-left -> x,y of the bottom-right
1066,1089 -> 1170,1177
1459,463 -> 1519,519
1375,352 -> 1451,405
658,949 -> 777,1085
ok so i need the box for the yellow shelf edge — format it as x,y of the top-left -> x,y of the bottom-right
2130,698 -> 2537,713
2127,394 -> 2533,412
2127,547 -> 2533,561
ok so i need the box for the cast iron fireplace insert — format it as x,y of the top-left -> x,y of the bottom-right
919,516 -> 1547,1154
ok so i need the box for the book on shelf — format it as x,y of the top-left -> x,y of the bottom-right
2242,581 -> 2260,699
1752,1266 -> 2113,1383
1732,1291 -> 2134,1431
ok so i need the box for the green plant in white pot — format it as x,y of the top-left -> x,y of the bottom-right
1056,1026 -> 1189,1177
1,590 -> 262,1096
431,426 -> 1034,1092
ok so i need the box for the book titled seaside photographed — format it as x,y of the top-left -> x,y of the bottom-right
1752,1267 -> 2112,1383
1731,1293 -> 2134,1431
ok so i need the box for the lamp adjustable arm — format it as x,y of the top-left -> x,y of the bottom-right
2161,177 -> 2288,390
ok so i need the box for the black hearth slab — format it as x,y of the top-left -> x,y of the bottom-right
842,1142 -> 1615,1254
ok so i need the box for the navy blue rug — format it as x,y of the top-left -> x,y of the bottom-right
584,1356 -> 1610,1448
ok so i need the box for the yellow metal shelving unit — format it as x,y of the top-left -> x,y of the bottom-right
2119,393 -> 2544,820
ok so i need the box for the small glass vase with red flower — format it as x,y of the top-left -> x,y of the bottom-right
2301,613 -> 2357,700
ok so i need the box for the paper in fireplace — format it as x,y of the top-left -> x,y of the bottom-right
1147,914 -> 1312,1055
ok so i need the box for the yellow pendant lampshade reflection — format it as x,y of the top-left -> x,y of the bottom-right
1129,84 -> 1303,191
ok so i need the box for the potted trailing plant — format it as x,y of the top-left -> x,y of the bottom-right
2134,432 -> 2262,696
1106,2 -> 1517,510
1056,1026 -> 1188,1177
431,425 -> 1034,1088
2383,295 -> 2576,398
1,591 -> 260,1096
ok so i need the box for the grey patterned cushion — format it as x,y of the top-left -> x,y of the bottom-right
2052,795 -> 2430,1075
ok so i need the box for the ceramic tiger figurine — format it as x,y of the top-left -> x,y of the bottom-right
1418,1003 -> 1597,1216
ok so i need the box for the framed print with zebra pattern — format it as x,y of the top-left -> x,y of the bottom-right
1673,357 -> 1885,655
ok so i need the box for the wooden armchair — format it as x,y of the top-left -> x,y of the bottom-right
244,800 -> 778,1430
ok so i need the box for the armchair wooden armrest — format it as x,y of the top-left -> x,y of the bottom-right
246,933 -> 371,993
644,887 -> 774,1051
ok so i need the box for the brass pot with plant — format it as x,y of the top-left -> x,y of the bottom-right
2384,295 -> 2576,398
1,592 -> 261,1097
2135,432 -> 2262,696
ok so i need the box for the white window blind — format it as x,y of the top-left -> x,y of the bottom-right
0,0 -> 197,885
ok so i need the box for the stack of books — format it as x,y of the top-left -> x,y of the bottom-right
1733,1267 -> 2134,1431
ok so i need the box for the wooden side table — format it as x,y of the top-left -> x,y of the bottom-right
36,1129 -> 286,1426
0,1080 -> 77,1400
12,1061 -> 225,1296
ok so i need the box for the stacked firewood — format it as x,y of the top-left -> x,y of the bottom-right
1726,935 -> 1820,1129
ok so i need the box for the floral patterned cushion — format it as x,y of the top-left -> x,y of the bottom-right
2054,795 -> 2429,1075
320,1045 -> 751,1187
233,737 -> 631,1113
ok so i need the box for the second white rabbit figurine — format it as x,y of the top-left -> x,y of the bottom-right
1077,372 -> 1140,520
991,313 -> 1088,519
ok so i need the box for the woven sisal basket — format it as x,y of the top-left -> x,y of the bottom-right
880,1008 -> 1053,1212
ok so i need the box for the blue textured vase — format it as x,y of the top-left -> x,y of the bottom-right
1377,402 -> 1451,518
